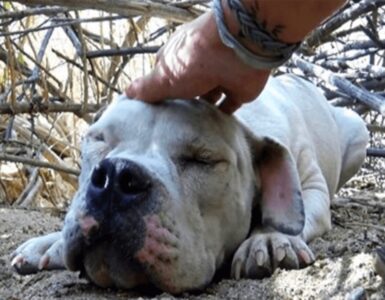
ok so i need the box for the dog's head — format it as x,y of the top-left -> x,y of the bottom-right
62,96 -> 304,293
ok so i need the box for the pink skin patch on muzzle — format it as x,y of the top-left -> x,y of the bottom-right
135,215 -> 180,291
78,215 -> 99,237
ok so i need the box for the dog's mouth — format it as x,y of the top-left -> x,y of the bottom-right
63,213 -> 181,291
79,238 -> 149,290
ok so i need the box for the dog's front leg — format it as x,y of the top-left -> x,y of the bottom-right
231,180 -> 331,279
301,185 -> 332,242
10,232 -> 65,274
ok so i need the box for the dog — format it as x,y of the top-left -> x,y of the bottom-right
11,74 -> 368,293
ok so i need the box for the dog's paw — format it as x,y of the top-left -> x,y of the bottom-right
231,231 -> 315,279
11,232 -> 65,275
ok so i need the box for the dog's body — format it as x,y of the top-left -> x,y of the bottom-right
11,75 -> 368,293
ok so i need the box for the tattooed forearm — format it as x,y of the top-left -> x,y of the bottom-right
237,0 -> 346,43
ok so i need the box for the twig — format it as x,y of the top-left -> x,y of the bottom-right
0,15 -> 125,37
60,19 -> 83,56
367,124 -> 385,133
348,197 -> 385,209
14,168 -> 42,206
292,54 -> 385,114
0,101 -> 103,115
52,49 -> 120,93
13,116 -> 76,159
367,148 -> 385,157
86,46 -> 160,59
305,0 -> 385,49
0,154 -> 79,175
8,0 -> 202,23
0,46 -> 74,105
361,77 -> 385,91
175,0 -> 210,8
0,6 -> 68,19
72,11 -> 89,115
28,26 -> 55,84
338,221 -> 385,232
10,40 -> 62,87
105,17 -> 157,100
314,49 -> 379,62
80,27 -> 118,48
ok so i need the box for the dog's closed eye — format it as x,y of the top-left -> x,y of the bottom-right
94,133 -> 105,142
180,155 -> 217,166
178,148 -> 227,169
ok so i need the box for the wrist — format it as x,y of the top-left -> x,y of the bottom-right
214,0 -> 300,69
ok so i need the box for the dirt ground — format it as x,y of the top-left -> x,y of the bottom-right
1,162 -> 385,300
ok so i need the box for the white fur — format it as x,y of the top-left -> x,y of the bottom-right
11,75 -> 368,292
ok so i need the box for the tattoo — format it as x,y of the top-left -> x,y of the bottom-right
271,24 -> 285,38
243,0 -> 286,39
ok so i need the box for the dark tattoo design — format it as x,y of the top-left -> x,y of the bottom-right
248,0 -> 286,39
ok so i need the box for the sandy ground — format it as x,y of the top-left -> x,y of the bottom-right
1,166 -> 385,300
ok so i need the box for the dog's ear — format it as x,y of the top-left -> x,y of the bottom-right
252,136 -> 305,236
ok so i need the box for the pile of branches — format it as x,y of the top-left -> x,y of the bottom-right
0,0 -> 384,207
284,0 -> 385,167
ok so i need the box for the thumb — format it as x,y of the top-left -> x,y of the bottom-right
125,69 -> 172,103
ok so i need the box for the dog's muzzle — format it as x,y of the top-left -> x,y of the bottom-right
63,158 -> 158,278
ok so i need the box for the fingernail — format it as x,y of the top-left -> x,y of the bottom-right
11,255 -> 24,267
256,250 -> 265,266
38,255 -> 50,270
233,260 -> 242,279
298,249 -> 312,264
276,247 -> 286,262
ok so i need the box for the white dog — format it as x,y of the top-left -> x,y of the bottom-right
11,74 -> 368,293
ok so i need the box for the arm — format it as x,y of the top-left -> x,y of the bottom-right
126,0 -> 346,114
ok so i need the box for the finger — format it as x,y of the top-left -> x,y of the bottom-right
199,87 -> 223,104
218,95 -> 242,114
125,69 -> 171,103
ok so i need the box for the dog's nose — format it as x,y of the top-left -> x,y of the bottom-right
88,158 -> 152,208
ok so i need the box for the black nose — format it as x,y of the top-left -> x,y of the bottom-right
87,158 -> 152,209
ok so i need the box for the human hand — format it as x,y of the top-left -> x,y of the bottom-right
125,11 -> 270,114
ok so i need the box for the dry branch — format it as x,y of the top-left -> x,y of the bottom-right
367,148 -> 385,157
304,0 -> 385,49
103,16 -> 151,100
52,49 -> 121,93
367,124 -> 385,133
0,6 -> 68,19
86,46 -> 160,59
0,101 -> 104,115
0,154 -> 79,176
8,0 -> 205,23
13,116 -> 76,159
292,55 -> 385,114
14,168 -> 42,206
0,46 -> 74,105
0,15 -> 125,37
